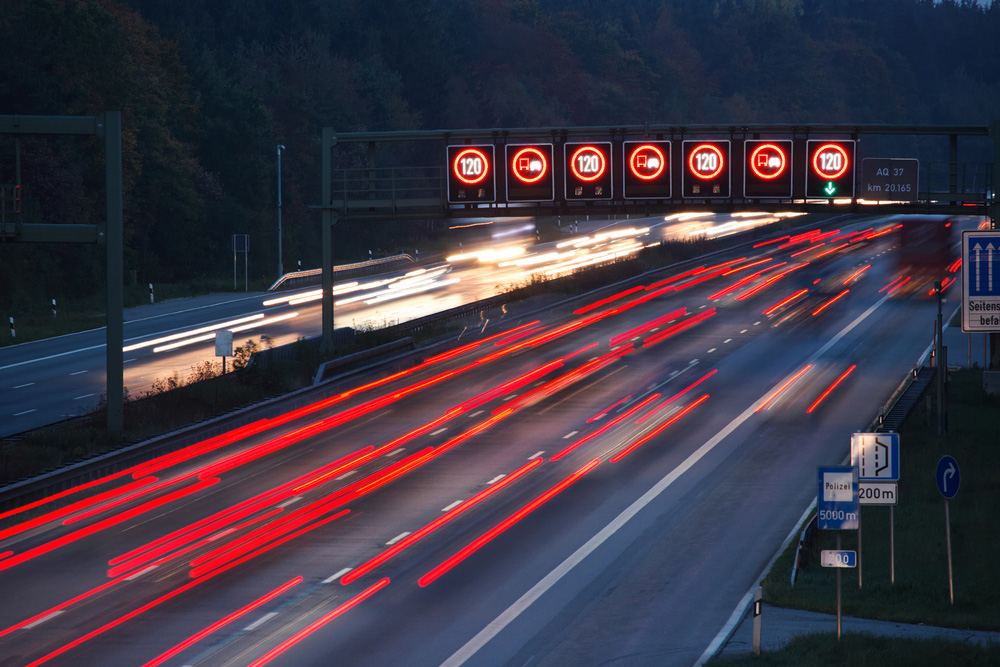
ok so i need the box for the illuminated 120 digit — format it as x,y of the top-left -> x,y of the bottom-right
812,143 -> 849,179
452,148 -> 490,185
689,144 -> 725,180
569,145 -> 606,182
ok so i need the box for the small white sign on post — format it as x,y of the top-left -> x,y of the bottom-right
215,330 -> 233,358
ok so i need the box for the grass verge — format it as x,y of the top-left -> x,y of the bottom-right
710,368 -> 1000,664
711,632 -> 1000,666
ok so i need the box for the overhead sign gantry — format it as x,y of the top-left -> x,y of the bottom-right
318,121 -> 999,349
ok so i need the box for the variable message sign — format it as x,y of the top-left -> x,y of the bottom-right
447,145 -> 495,203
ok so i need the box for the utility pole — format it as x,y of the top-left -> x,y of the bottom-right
277,144 -> 285,279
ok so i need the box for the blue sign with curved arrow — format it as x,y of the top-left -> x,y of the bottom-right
936,455 -> 960,499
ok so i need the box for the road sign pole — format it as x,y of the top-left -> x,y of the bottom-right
836,532 -> 842,640
890,504 -> 895,584
945,499 -> 954,605
752,587 -> 762,655
857,515 -> 862,590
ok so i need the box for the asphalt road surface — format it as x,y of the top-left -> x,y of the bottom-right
0,212 -> 788,437
0,216 -> 975,666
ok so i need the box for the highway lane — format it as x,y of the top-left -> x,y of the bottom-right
0,215 -> 976,666
0,212 -> 790,437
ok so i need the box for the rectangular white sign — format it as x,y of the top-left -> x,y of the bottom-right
859,481 -> 898,505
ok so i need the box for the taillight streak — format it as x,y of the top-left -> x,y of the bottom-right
736,263 -> 806,301
609,308 -> 687,347
574,286 -> 646,315
812,289 -> 850,317
0,478 -> 220,574
551,394 -> 661,461
637,370 -> 717,424
880,276 -> 906,293
0,476 -> 158,543
340,458 -> 543,585
643,309 -> 716,346
843,264 -> 871,284
111,446 -> 371,571
887,277 -> 911,295
611,394 -> 709,462
755,365 -> 812,413
418,459 -> 600,587
763,288 -> 808,316
141,576 -> 303,667
806,365 -> 857,414
588,395 -> 633,423
246,578 -> 390,667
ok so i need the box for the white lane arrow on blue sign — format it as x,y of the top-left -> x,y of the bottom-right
969,235 -> 1000,296
936,455 -> 960,499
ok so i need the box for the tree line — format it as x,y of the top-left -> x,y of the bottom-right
1,0 -> 997,311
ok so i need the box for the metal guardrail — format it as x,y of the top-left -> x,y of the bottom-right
267,253 -> 417,291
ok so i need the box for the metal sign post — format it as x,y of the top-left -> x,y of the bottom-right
851,433 -> 900,584
233,234 -> 249,291
936,455 -> 961,605
817,465 -> 859,639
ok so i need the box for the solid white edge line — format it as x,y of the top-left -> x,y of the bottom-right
693,498 -> 817,666
442,290 -> 892,667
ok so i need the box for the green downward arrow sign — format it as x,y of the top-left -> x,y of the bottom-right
823,181 -> 837,196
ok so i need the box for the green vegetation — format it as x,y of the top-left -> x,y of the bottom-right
761,369 -> 1000,631
710,368 -> 1000,663
711,632 -> 1000,666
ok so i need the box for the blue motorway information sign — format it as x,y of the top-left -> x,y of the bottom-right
962,231 -> 1000,332
817,466 -> 859,530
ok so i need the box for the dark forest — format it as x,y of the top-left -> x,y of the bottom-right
1,0 -> 997,308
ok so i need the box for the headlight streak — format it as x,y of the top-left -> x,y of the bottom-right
151,312 -> 299,353
610,394 -> 710,463
245,578 -> 390,667
755,365 -> 813,413
418,459 -> 600,587
122,314 -> 265,352
141,576 -> 304,667
806,365 -> 857,414
339,458 -> 544,586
